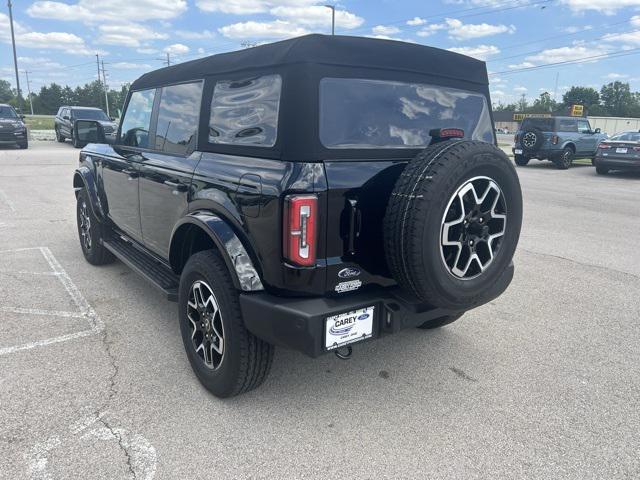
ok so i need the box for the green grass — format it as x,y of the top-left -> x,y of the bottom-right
24,115 -> 55,130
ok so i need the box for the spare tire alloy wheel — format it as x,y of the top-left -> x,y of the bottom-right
441,176 -> 506,280
384,140 -> 522,310
522,132 -> 537,149
521,128 -> 543,153
186,280 -> 225,370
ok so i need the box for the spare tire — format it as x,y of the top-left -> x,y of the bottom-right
383,140 -> 522,310
521,127 -> 543,153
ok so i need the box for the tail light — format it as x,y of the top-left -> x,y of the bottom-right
599,143 -> 611,149
283,194 -> 317,267
551,135 -> 559,145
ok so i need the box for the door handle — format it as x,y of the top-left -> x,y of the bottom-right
164,180 -> 188,193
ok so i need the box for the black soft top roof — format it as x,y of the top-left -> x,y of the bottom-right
131,34 -> 488,91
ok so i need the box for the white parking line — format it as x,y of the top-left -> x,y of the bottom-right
0,247 -> 103,356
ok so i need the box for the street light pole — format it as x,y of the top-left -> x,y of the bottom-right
7,0 -> 23,112
324,5 -> 335,35
23,70 -> 34,115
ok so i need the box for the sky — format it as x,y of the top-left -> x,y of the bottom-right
1,0 -> 639,107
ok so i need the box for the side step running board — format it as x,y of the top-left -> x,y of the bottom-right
103,236 -> 180,302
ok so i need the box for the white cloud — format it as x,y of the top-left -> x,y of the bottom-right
137,47 -> 159,54
416,23 -> 447,37
98,23 -> 167,47
448,44 -> 500,60
372,25 -> 401,36
508,61 -> 535,69
174,30 -> 215,40
17,57 -> 64,70
219,20 -> 309,39
27,0 -> 187,23
407,17 -> 426,26
270,5 -> 364,29
604,73 -> 629,79
110,62 -> 152,69
197,0 -> 315,14
368,35 -> 415,43
514,86 -> 528,92
603,30 -> 640,47
0,12 -> 94,55
164,43 -> 190,55
559,0 -> 640,14
563,25 -> 592,33
523,44 -> 610,64
444,18 -> 516,40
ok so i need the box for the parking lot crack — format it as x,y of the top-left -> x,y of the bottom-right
97,417 -> 137,480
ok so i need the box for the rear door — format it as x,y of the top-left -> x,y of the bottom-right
103,88 -> 157,241
138,81 -> 203,259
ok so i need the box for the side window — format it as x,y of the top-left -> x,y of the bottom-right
557,118 -> 576,132
209,74 -> 281,147
154,82 -> 203,156
119,89 -> 156,148
577,120 -> 591,134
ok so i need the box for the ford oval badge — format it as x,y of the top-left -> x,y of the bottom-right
338,267 -> 361,279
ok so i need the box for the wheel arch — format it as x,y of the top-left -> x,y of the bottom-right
169,213 -> 264,292
561,142 -> 576,152
73,166 -> 105,221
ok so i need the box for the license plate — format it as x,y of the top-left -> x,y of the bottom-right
325,306 -> 374,350
616,148 -> 628,154
514,149 -> 523,155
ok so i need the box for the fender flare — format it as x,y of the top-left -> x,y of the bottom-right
560,141 -> 576,152
73,165 -> 105,222
170,212 -> 264,292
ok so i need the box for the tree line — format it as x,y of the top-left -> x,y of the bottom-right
494,81 -> 640,118
0,79 -> 129,117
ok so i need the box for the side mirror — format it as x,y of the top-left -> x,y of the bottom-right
63,115 -> 70,120
594,128 -> 601,134
110,116 -> 116,121
20,114 -> 25,120
74,120 -> 108,146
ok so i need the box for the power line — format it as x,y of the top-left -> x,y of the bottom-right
490,47 -> 640,76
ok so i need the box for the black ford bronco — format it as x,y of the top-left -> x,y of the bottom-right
73,35 -> 522,398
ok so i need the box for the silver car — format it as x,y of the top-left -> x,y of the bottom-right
593,131 -> 640,175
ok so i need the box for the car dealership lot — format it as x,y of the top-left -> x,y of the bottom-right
1,142 -> 639,479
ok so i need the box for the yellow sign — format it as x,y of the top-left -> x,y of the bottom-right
513,113 -> 552,121
570,104 -> 584,117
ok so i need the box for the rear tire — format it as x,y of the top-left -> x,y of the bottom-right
55,127 -> 65,143
596,166 -> 609,175
514,155 -> 529,166
554,147 -> 573,169
18,141 -> 28,149
178,250 -> 274,398
76,190 -> 115,265
417,312 -> 464,329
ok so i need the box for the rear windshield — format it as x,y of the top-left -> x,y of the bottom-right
319,78 -> 494,148
521,118 -> 555,131
72,109 -> 109,121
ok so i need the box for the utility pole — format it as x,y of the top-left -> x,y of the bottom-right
95,53 -> 103,109
324,5 -> 335,35
166,52 -> 171,66
7,0 -> 23,112
101,60 -> 110,117
23,70 -> 34,115
552,72 -> 559,103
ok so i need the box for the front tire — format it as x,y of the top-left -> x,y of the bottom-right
76,190 -> 114,265
178,250 -> 274,398
72,129 -> 82,148
18,141 -> 28,149
596,166 -> 609,175
55,127 -> 65,143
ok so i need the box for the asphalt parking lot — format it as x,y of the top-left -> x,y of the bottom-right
1,141 -> 639,479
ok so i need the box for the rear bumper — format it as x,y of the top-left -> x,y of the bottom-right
594,155 -> 640,169
240,263 -> 514,357
513,146 -> 558,158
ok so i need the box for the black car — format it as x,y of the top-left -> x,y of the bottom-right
0,103 -> 28,149
55,106 -> 117,148
73,35 -> 522,397
593,131 -> 640,175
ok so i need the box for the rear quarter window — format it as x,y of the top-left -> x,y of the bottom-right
208,74 -> 281,147
521,118 -> 555,132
